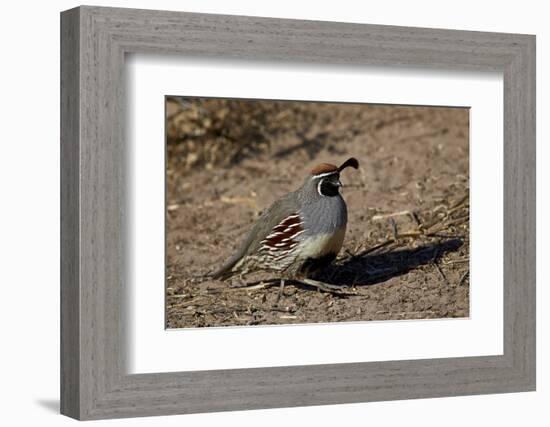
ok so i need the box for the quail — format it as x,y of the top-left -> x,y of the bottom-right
213,157 -> 359,293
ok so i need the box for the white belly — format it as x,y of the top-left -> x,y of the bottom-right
297,227 -> 346,259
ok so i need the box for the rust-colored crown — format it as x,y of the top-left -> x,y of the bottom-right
310,163 -> 339,176
310,157 -> 359,176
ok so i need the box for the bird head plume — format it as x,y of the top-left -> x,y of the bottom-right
304,157 -> 359,198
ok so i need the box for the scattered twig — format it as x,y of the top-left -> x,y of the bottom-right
268,306 -> 295,313
448,194 -> 469,211
397,310 -> 437,316
426,233 -> 464,239
458,271 -> 469,286
359,239 -> 394,256
396,230 -> 422,238
425,214 -> 469,234
410,211 -> 422,227
372,210 -> 413,221
444,258 -> 469,265
168,296 -> 207,309
390,218 -> 399,241
433,261 -> 448,285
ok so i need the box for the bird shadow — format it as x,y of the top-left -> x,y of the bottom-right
313,238 -> 463,287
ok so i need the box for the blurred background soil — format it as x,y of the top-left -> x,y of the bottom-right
165,97 -> 470,328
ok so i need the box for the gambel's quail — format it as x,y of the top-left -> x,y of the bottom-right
213,158 -> 359,293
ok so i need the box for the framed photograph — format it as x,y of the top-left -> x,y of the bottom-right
60,6 -> 536,420
164,97 -> 470,329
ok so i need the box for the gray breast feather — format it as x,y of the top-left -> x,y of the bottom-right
301,194 -> 347,236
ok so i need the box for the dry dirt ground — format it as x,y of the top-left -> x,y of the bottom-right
165,98 -> 470,329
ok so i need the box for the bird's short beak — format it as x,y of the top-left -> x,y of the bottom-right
336,178 -> 343,187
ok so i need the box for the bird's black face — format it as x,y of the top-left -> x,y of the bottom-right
317,173 -> 342,197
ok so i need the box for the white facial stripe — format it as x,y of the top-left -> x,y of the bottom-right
317,179 -> 324,196
312,171 -> 339,179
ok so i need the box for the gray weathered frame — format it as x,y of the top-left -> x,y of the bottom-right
60,5 -> 536,420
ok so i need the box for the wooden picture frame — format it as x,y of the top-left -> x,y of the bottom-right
60,5 -> 536,420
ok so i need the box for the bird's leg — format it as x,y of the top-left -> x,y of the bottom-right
276,279 -> 285,303
302,278 -> 343,291
294,277 -> 353,294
